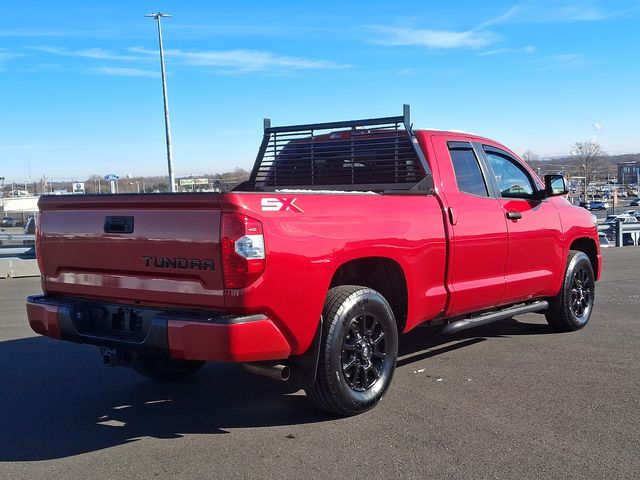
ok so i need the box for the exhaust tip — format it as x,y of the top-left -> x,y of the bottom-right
243,363 -> 291,382
279,365 -> 291,382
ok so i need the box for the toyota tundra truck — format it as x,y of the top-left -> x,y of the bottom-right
26,106 -> 601,415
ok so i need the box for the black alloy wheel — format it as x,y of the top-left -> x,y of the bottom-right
306,285 -> 398,416
570,264 -> 593,319
545,250 -> 595,332
341,313 -> 388,392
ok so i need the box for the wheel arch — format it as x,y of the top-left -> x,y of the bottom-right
329,256 -> 408,333
569,237 -> 599,278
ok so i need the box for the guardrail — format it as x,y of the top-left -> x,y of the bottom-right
0,233 -> 35,244
612,223 -> 640,247
599,222 -> 640,247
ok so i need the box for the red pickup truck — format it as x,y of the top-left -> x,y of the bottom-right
27,106 -> 600,415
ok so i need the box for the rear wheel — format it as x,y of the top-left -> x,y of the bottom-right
306,285 -> 398,416
545,250 -> 595,332
132,354 -> 205,381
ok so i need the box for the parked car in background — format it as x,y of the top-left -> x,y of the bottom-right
630,198 -> 640,207
1,217 -> 17,227
604,215 -> 638,224
587,201 -> 607,211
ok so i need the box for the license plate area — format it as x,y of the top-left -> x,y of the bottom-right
71,302 -> 158,342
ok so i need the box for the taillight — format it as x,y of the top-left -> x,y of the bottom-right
35,214 -> 44,274
221,212 -> 266,289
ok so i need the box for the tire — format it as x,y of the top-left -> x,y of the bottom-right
132,354 -> 205,381
545,250 -> 595,332
305,285 -> 398,416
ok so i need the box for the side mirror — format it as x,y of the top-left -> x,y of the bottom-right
543,174 -> 568,198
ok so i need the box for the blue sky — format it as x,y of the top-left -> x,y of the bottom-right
1,0 -> 639,182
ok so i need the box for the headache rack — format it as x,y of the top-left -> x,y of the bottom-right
245,105 -> 433,192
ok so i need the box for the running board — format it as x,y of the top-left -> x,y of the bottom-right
441,301 -> 549,335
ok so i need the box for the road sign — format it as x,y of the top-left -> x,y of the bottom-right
104,174 -> 119,181
179,178 -> 209,186
72,182 -> 85,194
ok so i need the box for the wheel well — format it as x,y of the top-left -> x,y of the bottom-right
570,238 -> 598,278
329,257 -> 408,332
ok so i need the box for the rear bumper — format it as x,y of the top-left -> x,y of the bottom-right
26,295 -> 291,363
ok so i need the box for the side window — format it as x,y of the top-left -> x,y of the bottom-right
448,144 -> 489,197
484,150 -> 535,199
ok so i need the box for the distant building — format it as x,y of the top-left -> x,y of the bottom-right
618,161 -> 640,185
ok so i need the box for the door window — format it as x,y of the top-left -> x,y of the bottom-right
484,150 -> 535,199
449,145 -> 489,197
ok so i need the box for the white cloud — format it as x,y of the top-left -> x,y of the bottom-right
0,49 -> 23,71
89,67 -> 159,78
130,47 -> 349,73
475,1 -> 532,29
0,28 -> 101,37
31,45 -> 347,74
367,2 -> 534,50
478,45 -> 536,56
369,26 -> 499,49
29,46 -> 146,62
560,5 -> 640,22
562,6 -> 608,21
0,50 -> 19,61
529,53 -> 591,71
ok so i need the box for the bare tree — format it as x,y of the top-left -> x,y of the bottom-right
570,141 -> 605,200
521,150 -> 539,165
521,150 -> 542,175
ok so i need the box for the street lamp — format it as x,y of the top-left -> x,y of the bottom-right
145,12 -> 176,193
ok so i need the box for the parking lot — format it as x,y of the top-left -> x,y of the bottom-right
1,247 -> 639,479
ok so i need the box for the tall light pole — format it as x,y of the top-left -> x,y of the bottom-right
145,12 -> 176,193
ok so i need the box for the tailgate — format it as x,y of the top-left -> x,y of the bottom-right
38,193 -> 225,309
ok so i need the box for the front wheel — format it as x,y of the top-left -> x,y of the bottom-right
545,250 -> 595,332
306,285 -> 398,416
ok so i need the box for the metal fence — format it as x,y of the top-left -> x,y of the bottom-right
599,223 -> 640,247
0,233 -> 35,245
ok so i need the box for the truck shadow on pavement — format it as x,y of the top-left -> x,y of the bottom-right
397,315 -> 555,367
0,316 -> 554,461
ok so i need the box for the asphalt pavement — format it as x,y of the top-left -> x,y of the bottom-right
1,247 -> 639,479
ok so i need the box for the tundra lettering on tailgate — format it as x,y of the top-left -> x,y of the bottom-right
142,256 -> 215,271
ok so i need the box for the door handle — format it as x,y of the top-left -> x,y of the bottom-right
448,207 -> 458,226
506,211 -> 522,220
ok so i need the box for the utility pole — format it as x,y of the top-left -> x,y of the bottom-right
583,163 -> 587,202
145,12 -> 176,193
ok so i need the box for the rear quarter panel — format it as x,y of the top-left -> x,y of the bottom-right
220,192 -> 448,354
